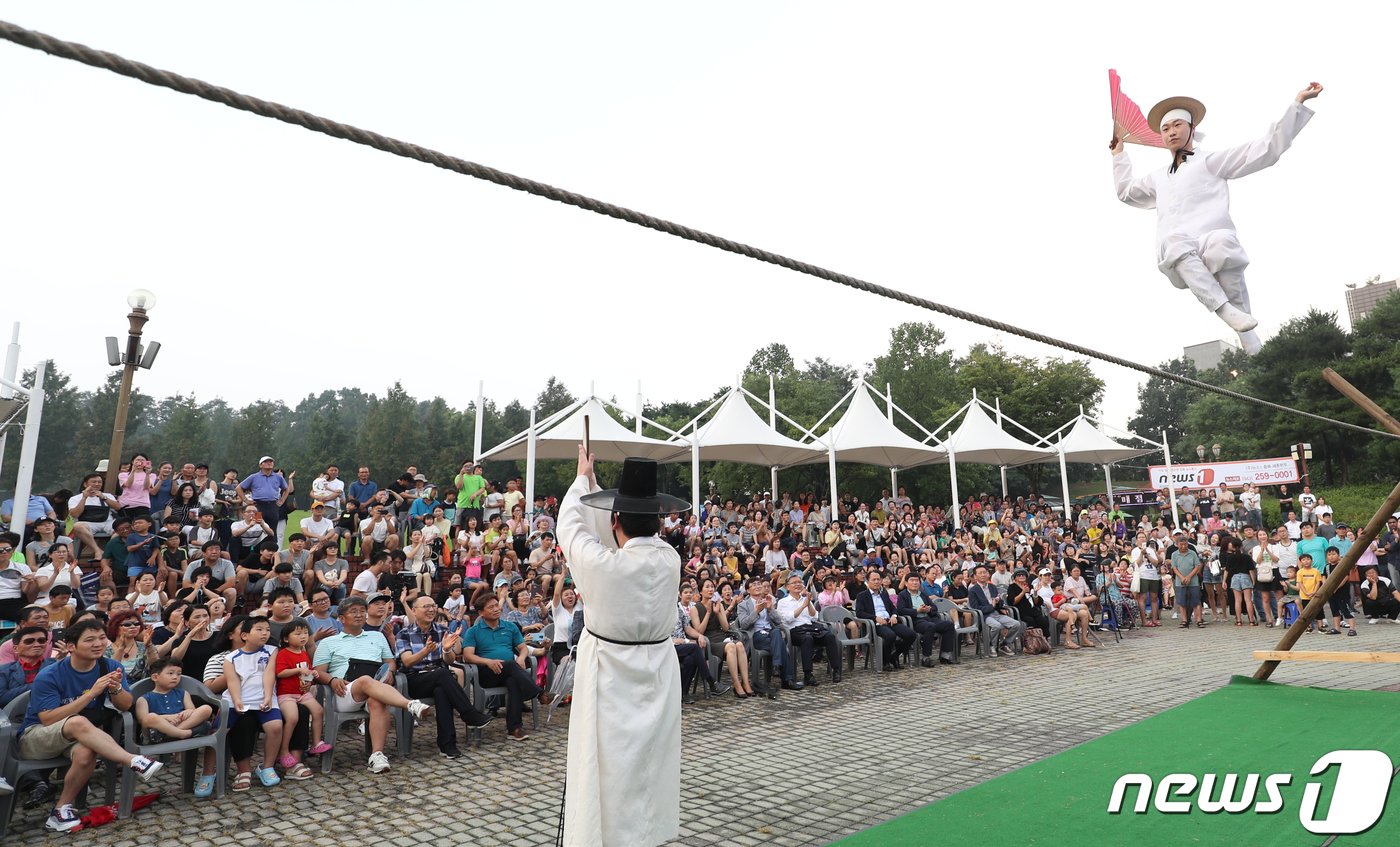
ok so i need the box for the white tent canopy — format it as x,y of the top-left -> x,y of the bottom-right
1016,412 -> 1161,525
480,395 -> 690,513
684,386 -> 828,468
480,396 -> 687,463
809,383 -> 947,469
670,383 -> 830,512
1038,414 -> 1157,466
928,397 -> 1054,530
939,400 -> 1055,466
801,382 -> 947,513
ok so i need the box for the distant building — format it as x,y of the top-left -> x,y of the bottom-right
1183,339 -> 1235,372
1345,278 -> 1397,326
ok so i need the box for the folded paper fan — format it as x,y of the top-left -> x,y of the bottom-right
1109,69 -> 1166,148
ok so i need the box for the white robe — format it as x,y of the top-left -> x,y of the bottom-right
557,474 -> 681,847
1113,101 -> 1313,304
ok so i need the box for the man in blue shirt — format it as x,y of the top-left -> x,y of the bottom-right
461,594 -> 547,741
20,619 -> 162,832
1,494 -> 57,542
236,457 -> 289,532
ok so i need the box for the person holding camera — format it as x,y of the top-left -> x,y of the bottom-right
359,502 -> 399,559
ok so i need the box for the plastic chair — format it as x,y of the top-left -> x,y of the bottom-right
317,664 -> 407,774
931,597 -> 985,660
817,607 -> 874,672
119,676 -> 230,814
461,657 -> 540,734
0,692 -> 120,838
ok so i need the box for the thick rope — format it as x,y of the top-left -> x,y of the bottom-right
1,19 -> 1394,442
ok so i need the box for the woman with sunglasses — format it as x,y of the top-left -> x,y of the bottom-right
104,609 -> 152,681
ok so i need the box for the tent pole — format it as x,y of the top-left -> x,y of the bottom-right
691,422 -> 701,519
948,441 -> 960,531
1163,430 -> 1180,528
1104,464 -> 1114,509
828,447 -> 839,525
473,381 -> 484,463
891,468 -> 898,498
769,375 -> 779,503
1057,436 -> 1072,524
9,360 -> 46,539
525,408 -> 537,518
999,466 -> 1008,499
636,380 -> 643,435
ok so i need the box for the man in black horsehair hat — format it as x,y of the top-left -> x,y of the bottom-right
555,447 -> 690,847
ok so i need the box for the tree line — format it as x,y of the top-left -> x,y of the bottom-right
1128,293 -> 1400,488
2,322 -> 1109,508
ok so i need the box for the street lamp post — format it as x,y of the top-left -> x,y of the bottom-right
1196,444 -> 1206,461
1212,443 -> 1222,460
103,289 -> 161,493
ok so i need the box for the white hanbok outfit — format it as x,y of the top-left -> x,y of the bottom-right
1113,101 -> 1314,319
556,474 -> 681,847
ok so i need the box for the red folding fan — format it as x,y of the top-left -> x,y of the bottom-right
1109,69 -> 1166,148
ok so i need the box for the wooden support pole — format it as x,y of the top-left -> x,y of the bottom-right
1254,368 -> 1400,681
1253,651 -> 1400,664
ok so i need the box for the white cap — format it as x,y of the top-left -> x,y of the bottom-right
259,455 -> 275,464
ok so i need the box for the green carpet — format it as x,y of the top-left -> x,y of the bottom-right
834,676 -> 1400,847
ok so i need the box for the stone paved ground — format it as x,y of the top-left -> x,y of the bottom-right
9,617 -> 1400,846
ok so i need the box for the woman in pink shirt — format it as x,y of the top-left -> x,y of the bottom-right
817,575 -> 859,640
117,453 -> 161,517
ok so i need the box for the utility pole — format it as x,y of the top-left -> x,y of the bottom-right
103,289 -> 161,493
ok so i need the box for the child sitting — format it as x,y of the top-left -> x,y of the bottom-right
1276,565 -> 1300,628
135,658 -> 214,742
44,584 -> 76,631
274,621 -> 327,777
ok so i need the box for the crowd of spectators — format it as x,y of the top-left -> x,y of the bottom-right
3,452 -> 1399,835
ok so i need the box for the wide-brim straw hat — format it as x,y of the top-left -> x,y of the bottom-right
1147,96 -> 1206,132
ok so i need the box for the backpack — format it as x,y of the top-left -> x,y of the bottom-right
1023,627 -> 1052,655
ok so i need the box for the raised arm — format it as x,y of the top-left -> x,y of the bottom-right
1207,84 -> 1321,180
1110,137 -> 1156,209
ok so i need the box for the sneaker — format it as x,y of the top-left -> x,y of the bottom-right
24,779 -> 53,809
465,714 -> 494,731
45,804 -> 82,833
440,746 -> 463,760
0,777 -> 11,795
130,755 -> 164,782
507,727 -> 529,742
367,751 -> 391,774
1368,618 -> 1380,625
356,719 -> 366,736
406,699 -> 431,725
255,766 -> 281,787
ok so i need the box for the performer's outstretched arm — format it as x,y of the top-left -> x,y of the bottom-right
1208,82 -> 1323,180
1110,136 -> 1156,209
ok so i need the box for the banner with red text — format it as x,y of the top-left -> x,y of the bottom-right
1147,457 -> 1299,490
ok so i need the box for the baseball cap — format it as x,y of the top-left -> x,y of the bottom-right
1037,567 -> 1051,575
259,455 -> 275,464
368,593 -> 393,605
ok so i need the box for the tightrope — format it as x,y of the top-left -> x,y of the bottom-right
1,19 -> 1394,442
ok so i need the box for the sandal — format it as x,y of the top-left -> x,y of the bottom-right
1250,621 -> 1258,627
284,763 -> 314,780
231,772 -> 252,792
307,741 -> 333,756
1179,622 -> 1189,628
1196,621 -> 1206,628
1235,621 -> 1243,627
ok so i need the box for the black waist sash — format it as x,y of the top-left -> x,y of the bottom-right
586,628 -> 669,646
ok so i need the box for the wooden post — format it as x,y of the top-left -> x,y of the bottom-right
1254,368 -> 1400,681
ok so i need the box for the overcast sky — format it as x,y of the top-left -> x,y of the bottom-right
1,2 -> 1389,438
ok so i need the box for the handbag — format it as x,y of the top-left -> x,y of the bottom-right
1130,564 -> 1142,594
1022,627 -> 1052,655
